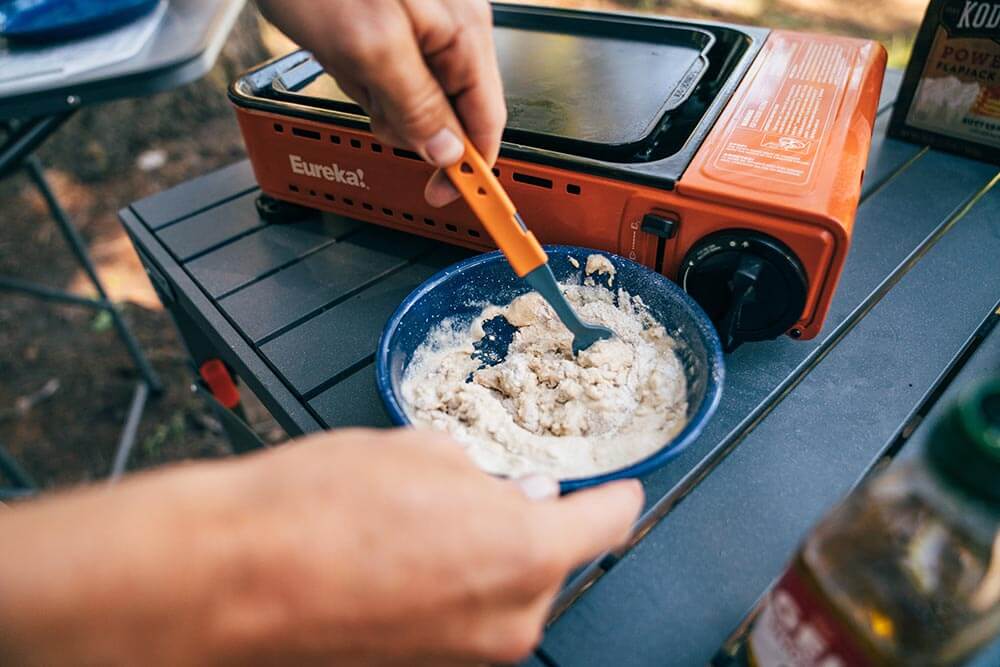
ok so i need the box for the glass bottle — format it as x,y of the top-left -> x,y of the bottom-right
715,377 -> 1000,666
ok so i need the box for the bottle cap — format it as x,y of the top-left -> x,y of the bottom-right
928,377 -> 1000,502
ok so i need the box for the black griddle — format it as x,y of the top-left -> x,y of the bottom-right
274,19 -> 713,158
238,4 -> 768,183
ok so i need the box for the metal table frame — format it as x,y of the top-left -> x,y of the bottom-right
118,68 -> 1000,665
0,0 -> 244,496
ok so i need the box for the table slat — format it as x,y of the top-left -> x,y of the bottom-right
219,226 -> 434,343
895,318 -> 1000,466
308,364 -> 394,428
184,216 -> 358,298
862,113 -> 922,199
877,69 -> 903,114
520,653 -> 555,667
132,160 -> 258,230
260,247 -> 468,398
156,191 -> 265,261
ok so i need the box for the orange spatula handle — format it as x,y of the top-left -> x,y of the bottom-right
445,137 -> 547,278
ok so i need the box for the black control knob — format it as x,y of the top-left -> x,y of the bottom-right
679,230 -> 808,352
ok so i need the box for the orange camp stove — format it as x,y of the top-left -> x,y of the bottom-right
230,5 -> 886,350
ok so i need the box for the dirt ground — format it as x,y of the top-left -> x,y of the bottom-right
0,1 -> 925,491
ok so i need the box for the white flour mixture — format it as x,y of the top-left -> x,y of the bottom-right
400,255 -> 689,479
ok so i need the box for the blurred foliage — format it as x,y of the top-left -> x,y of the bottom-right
90,310 -> 113,333
142,411 -> 189,458
886,32 -> 917,69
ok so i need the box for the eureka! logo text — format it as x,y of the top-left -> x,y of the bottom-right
289,154 -> 369,189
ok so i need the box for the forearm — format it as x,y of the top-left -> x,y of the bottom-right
0,427 -> 643,665
0,461 -> 266,665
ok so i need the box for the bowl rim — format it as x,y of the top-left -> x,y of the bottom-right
376,245 -> 725,492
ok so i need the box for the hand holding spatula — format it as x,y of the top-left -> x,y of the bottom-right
445,137 -> 614,355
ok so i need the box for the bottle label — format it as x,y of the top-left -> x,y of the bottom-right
748,563 -> 876,667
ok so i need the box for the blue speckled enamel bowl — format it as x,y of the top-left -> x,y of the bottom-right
376,246 -> 724,493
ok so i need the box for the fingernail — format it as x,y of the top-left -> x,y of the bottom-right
425,173 -> 461,208
625,479 -> 645,501
424,128 -> 464,168
515,474 -> 560,501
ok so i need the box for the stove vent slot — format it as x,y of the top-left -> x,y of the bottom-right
330,134 -> 341,144
273,123 -> 284,133
292,127 -> 321,140
287,185 -> 338,204
282,183 -> 495,245
654,237 -> 667,275
393,148 -> 422,161
566,184 -> 581,195
512,172 -> 552,189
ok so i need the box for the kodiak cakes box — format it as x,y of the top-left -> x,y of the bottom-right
889,0 -> 1000,163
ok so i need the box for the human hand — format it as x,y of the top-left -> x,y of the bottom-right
230,429 -> 643,664
0,428 -> 643,665
256,0 -> 507,208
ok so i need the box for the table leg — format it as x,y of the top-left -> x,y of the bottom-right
0,114 -> 72,178
108,382 -> 151,482
0,443 -> 37,501
0,117 -> 166,481
23,156 -> 164,394
0,275 -> 112,309
164,301 -> 265,454
191,382 -> 265,454
0,444 -> 35,488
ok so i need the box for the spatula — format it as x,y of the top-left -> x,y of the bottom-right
445,137 -> 614,355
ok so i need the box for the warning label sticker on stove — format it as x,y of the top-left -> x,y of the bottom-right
711,35 -> 859,188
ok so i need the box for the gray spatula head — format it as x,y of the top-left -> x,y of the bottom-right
523,264 -> 614,355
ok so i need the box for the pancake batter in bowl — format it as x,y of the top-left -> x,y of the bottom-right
400,255 -> 689,479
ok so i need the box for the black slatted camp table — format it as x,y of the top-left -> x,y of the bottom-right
119,69 -> 1000,666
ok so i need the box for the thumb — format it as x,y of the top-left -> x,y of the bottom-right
359,40 -> 464,169
539,479 -> 644,568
